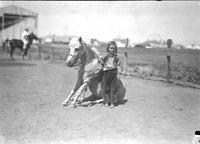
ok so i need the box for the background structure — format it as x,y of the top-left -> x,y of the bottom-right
0,5 -> 38,41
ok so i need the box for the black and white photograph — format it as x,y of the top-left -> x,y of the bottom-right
0,1 -> 200,144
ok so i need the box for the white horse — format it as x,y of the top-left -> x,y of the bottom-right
62,37 -> 126,107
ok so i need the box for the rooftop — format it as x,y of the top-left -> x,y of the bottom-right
0,5 -> 38,30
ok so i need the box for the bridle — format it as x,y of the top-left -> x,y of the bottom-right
68,43 -> 85,67
68,53 -> 79,60
67,42 -> 102,73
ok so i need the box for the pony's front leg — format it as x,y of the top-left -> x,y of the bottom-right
62,89 -> 76,106
69,82 -> 88,107
10,47 -> 14,60
62,71 -> 83,106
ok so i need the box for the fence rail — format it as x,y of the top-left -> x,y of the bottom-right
30,38 -> 173,82
2,38 -> 200,86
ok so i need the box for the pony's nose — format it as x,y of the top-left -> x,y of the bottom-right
65,60 -> 70,65
66,60 -> 72,67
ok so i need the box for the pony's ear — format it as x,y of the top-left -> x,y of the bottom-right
79,37 -> 82,43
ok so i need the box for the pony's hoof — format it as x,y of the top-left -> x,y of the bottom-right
62,101 -> 70,107
100,103 -> 104,106
110,104 -> 115,108
69,103 -> 76,108
104,103 -> 109,107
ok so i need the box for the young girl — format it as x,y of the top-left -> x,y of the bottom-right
99,41 -> 120,107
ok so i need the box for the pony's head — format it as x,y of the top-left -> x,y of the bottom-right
66,36 -> 85,67
28,32 -> 38,42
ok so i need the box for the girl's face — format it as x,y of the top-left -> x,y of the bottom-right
108,44 -> 116,55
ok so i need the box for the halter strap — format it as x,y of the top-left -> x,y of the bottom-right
68,40 -> 102,73
68,53 -> 78,60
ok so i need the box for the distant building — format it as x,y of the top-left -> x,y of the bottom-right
113,38 -> 128,48
135,40 -> 166,49
144,40 -> 166,49
116,41 -> 126,47
134,43 -> 146,49
0,5 -> 38,42
195,45 -> 200,50
44,37 -> 52,43
129,42 -> 136,48
43,35 -> 76,44
186,45 -> 193,49
90,38 -> 101,46
174,44 -> 185,49
186,44 -> 200,50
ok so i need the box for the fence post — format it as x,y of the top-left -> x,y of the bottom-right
166,39 -> 173,83
28,46 -> 32,60
51,43 -> 54,62
51,36 -> 55,62
124,38 -> 129,75
38,39 -> 42,60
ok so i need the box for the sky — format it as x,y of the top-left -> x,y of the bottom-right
1,1 -> 200,45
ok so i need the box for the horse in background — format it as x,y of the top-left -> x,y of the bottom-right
62,37 -> 126,107
8,32 -> 38,60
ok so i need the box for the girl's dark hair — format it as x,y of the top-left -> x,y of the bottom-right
107,41 -> 117,54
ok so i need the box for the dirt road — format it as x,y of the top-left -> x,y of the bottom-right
0,53 -> 199,144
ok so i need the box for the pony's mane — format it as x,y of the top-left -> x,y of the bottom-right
82,42 -> 98,59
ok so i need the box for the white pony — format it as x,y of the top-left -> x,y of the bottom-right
62,37 -> 126,107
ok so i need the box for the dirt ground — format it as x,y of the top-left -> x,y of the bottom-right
0,52 -> 200,144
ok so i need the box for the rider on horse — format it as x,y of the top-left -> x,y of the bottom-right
21,28 -> 29,50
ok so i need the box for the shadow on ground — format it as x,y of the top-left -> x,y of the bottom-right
75,94 -> 128,107
0,58 -> 37,67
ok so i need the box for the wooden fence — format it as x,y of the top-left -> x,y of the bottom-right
120,38 -> 173,83
30,38 -> 173,83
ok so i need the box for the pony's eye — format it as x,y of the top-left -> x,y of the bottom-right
74,48 -> 79,52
